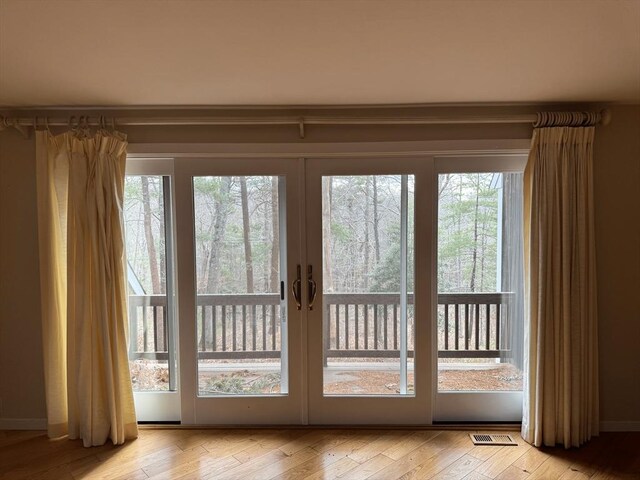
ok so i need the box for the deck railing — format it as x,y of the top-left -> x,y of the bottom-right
128,292 -> 513,361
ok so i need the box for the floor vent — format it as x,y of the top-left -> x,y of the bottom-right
469,433 -> 518,446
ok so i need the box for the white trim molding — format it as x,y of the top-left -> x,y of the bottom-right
0,418 -> 47,430
126,139 -> 531,159
600,421 -> 640,432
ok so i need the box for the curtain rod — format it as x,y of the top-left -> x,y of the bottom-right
0,109 -> 611,139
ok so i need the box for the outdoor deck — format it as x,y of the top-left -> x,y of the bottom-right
128,292 -> 522,392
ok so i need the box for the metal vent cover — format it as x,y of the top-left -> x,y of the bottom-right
469,433 -> 518,446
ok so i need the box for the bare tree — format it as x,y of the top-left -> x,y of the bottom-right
372,176 -> 380,264
269,176 -> 279,292
469,174 -> 480,292
322,176 -> 334,291
363,177 -> 371,289
240,176 -> 254,293
141,176 -> 160,294
206,177 -> 232,293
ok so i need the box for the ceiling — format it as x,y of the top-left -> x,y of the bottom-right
1,0 -> 639,107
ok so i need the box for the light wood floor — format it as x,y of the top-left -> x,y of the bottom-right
0,428 -> 638,480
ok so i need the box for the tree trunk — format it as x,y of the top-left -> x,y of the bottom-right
364,177 -> 371,289
206,177 -> 232,293
240,176 -> 254,293
269,177 -> 279,292
158,179 -> 166,294
469,175 -> 480,292
141,176 -> 160,294
373,176 -> 380,264
322,176 -> 334,292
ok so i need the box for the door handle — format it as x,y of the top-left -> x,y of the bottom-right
307,265 -> 317,310
292,265 -> 302,310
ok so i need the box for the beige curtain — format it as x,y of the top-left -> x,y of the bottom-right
36,129 -> 138,447
522,121 -> 599,448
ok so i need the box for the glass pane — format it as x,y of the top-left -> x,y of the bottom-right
124,175 -> 174,391
437,173 -> 524,391
322,175 -> 415,396
193,176 -> 287,396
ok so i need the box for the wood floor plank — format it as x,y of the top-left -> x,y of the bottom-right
366,431 -> 459,480
232,431 -> 303,464
142,445 -> 208,477
1,439 -> 110,480
494,465 -> 530,480
278,430 -> 336,456
309,430 -> 356,454
0,428 -> 636,480
166,454 -> 241,480
431,454 -> 484,479
271,448 -> 347,480
73,444 -> 186,480
215,446 -> 317,480
598,432 -> 640,475
467,445 -> 505,462
557,468 -> 590,480
461,472 -> 492,480
338,453 -> 395,480
392,433 -> 473,480
347,431 -> 406,463
303,457 -> 360,480
510,445 -> 549,475
475,440 -> 531,479
562,436 -> 615,478
272,435 -> 377,480
202,448 -> 288,480
381,430 -> 443,460
201,436 -> 256,456
525,455 -> 573,480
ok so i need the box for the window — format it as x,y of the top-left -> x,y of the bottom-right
437,171 -> 524,392
123,175 -> 177,392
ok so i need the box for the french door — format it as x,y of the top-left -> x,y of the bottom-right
172,156 -> 433,424
125,147 -> 526,425
304,157 -> 433,424
174,157 -> 304,424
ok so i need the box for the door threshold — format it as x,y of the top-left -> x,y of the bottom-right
139,423 -> 521,431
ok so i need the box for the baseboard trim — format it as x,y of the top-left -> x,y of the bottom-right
600,421 -> 640,432
0,418 -> 47,430
1,418 -> 636,432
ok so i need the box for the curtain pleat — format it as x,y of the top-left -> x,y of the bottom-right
522,126 -> 599,448
36,130 -> 138,447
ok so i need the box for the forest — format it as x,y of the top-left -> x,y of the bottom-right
123,173 -> 501,299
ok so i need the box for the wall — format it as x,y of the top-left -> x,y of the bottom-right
0,130 -> 44,423
593,106 -> 640,429
0,105 -> 638,428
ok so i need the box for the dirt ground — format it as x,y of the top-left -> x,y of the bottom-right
131,360 -> 523,394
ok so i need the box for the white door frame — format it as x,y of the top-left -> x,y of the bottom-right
127,139 -> 530,425
304,156 -> 433,425
126,158 -> 181,422
432,154 -> 527,422
172,157 -> 305,425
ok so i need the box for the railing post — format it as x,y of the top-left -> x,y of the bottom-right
323,305 -> 330,367
128,302 -> 137,357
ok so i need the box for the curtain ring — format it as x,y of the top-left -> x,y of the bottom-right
33,116 -> 38,131
69,115 -> 75,128
111,117 -> 116,131
44,116 -> 50,132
